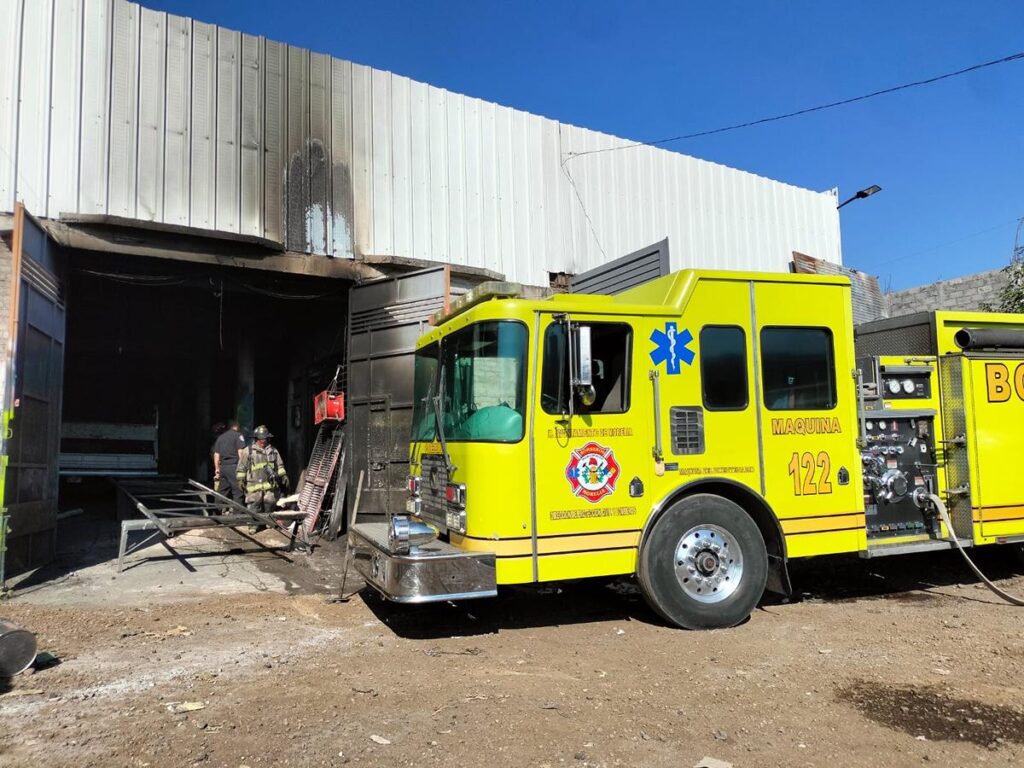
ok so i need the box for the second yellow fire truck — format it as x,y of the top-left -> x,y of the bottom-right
351,269 -> 1024,629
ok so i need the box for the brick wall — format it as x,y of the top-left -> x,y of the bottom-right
885,268 -> 1008,318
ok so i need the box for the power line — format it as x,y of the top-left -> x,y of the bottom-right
858,216 -> 1020,269
564,50 -> 1024,161
559,125 -> 607,262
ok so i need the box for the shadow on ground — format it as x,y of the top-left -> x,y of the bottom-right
364,545 -> 1024,639
361,577 -> 660,639
6,508 -> 304,595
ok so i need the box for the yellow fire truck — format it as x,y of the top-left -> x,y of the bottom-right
350,269 -> 1024,629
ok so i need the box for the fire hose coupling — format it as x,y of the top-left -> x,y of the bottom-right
387,515 -> 438,555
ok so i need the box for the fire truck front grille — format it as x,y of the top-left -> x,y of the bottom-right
418,453 -> 452,529
670,406 -> 705,455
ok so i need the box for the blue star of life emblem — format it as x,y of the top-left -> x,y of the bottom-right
649,322 -> 694,375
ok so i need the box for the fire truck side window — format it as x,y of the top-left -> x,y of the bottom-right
541,323 -> 631,415
760,327 -> 837,410
700,325 -> 748,410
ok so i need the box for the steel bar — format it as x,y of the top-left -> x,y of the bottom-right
115,479 -> 297,573
187,479 -> 282,531
133,501 -> 173,537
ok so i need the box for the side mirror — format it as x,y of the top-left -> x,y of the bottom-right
572,325 -> 595,407
574,325 -> 593,387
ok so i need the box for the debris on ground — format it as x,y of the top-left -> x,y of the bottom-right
695,758 -> 733,768
166,701 -> 206,714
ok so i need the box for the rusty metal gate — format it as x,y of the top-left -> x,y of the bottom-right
2,206 -> 66,580
346,267 -> 450,518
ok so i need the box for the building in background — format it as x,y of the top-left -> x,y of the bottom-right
0,0 -> 843,578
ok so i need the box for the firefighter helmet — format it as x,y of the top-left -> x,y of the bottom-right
253,425 -> 273,441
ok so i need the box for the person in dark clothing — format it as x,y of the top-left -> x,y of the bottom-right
212,420 -> 246,501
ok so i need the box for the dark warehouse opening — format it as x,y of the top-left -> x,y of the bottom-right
57,251 -> 349,519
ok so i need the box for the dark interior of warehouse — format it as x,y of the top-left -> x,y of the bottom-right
58,251 -> 349,517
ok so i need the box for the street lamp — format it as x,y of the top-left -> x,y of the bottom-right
837,184 -> 882,209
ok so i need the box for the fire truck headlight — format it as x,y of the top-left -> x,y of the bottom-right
388,515 -> 438,554
388,515 -> 411,554
445,509 -> 467,535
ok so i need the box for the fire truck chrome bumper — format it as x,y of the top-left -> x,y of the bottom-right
349,522 -> 497,603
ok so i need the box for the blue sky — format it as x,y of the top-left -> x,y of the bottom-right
156,0 -> 1023,291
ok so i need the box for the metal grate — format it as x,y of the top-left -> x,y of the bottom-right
938,355 -> 973,539
298,422 -> 346,535
570,238 -> 670,295
418,453 -> 452,530
669,407 -> 705,455
854,312 -> 935,357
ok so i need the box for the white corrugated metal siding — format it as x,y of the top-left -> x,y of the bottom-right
0,0 -> 842,284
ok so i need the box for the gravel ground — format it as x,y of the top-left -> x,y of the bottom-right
2,523 -> 1024,768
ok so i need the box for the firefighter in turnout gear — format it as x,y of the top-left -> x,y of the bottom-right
236,425 -> 289,515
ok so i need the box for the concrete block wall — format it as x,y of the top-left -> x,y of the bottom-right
885,267 -> 1008,318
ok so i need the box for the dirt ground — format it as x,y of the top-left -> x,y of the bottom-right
3,517 -> 1024,768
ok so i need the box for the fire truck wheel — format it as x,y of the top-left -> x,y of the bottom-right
639,493 -> 768,630
1009,543 -> 1024,570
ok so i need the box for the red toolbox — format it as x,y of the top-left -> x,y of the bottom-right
313,390 -> 345,424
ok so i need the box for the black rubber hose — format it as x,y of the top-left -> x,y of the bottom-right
954,328 -> 1024,351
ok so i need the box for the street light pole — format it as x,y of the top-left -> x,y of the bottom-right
838,184 -> 882,209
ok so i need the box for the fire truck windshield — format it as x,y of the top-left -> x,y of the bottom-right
411,321 -> 528,443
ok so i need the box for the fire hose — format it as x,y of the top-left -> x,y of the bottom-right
928,494 -> 1024,607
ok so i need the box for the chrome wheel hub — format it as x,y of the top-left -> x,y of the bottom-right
673,524 -> 744,604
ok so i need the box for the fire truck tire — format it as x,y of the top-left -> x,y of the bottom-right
639,493 -> 768,630
1009,543 -> 1024,570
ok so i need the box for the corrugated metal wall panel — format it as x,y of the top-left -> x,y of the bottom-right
350,62 -> 372,258
189,20 -> 215,228
136,6 -> 165,221
445,91 -> 466,266
0,0 -> 23,213
163,12 -> 191,225
308,50 -> 330,253
285,44 -> 309,252
77,0 -> 110,214
4,0 -> 843,286
107,0 -> 137,217
462,96 -> 482,264
262,38 -> 285,244
215,27 -> 240,233
390,73 -> 412,259
239,33 -> 263,238
407,79 -> 430,261
370,68 -> 392,257
493,105 -> 515,280
330,56 -> 354,258
477,100 -> 499,267
426,84 -> 448,262
17,0 -> 52,216
48,0 -> 83,219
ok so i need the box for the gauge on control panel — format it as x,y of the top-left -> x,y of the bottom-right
887,379 -> 902,395
902,378 -> 915,394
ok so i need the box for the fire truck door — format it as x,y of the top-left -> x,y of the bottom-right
530,313 -> 649,582
753,282 -> 864,554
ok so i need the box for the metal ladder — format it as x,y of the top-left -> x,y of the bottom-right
298,422 -> 346,535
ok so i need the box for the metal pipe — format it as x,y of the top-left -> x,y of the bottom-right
954,327 -> 1024,350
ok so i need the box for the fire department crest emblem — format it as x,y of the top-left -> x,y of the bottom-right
565,442 -> 621,503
